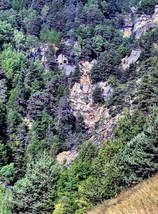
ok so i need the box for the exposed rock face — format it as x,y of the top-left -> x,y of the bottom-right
73,41 -> 82,57
70,61 -> 100,129
70,61 -> 120,142
153,5 -> 158,24
101,84 -> 113,102
31,43 -> 61,71
121,49 -> 142,70
123,5 -> 158,39
31,45 -> 76,75
133,14 -> 155,39
56,54 -> 68,65
31,44 -> 50,69
59,64 -> 76,76
56,149 -> 78,165
57,54 -> 76,76
122,14 -> 133,38
23,117 -> 33,130
40,44 -> 49,68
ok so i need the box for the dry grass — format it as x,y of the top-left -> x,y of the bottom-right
87,174 -> 158,214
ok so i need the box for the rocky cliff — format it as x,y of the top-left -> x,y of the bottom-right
123,5 -> 158,39
69,61 -> 121,142
27,3 -> 158,144
68,5 -> 158,142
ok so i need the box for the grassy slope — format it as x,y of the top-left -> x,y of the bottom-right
87,174 -> 158,214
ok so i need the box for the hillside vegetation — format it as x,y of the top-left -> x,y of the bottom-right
0,0 -> 158,214
87,174 -> 158,214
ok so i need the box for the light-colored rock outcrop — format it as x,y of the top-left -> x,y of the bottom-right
70,61 -> 102,128
23,117 -> 33,129
122,14 -> 133,38
153,5 -> 158,24
59,64 -> 76,76
56,54 -> 68,65
56,150 -> 78,165
70,61 -> 121,141
121,49 -> 142,70
56,54 -> 76,76
101,84 -> 113,102
133,14 -> 154,39
123,5 -> 158,39
31,44 -> 50,70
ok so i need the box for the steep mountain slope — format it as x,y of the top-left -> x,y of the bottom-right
87,174 -> 158,214
0,0 -> 158,214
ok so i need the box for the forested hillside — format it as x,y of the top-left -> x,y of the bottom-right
87,174 -> 158,214
0,0 -> 158,213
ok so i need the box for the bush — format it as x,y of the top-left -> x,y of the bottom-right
77,107 -> 158,206
0,0 -> 11,10
14,30 -> 26,51
40,29 -> 61,46
0,143 -> 8,168
0,9 -> 18,29
92,87 -> 105,104
55,142 -> 98,213
0,186 -> 13,214
53,108 -> 157,213
117,108 -> 158,185
11,0 -> 26,11
90,51 -> 122,84
70,66 -> 82,88
0,47 -> 27,80
0,163 -> 16,185
134,57 -> 158,111
13,153 -> 62,214
92,35 -> 105,52
137,0 -> 158,15
0,21 -> 13,45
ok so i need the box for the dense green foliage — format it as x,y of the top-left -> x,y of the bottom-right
13,154 -> 62,213
92,87 -> 105,104
0,185 -> 13,214
137,0 -> 158,14
0,0 -> 158,214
